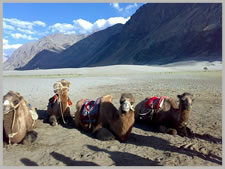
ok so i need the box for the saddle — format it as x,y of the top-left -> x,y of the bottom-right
80,97 -> 101,130
139,96 -> 168,120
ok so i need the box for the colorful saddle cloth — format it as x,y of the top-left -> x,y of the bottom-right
80,97 -> 101,129
145,96 -> 168,110
139,96 -> 168,120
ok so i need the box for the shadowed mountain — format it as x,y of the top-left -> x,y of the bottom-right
19,23 -> 123,70
14,3 -> 222,70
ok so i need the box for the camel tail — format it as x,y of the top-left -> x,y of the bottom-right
22,131 -> 38,144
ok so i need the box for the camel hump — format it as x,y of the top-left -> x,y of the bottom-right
101,95 -> 113,103
166,97 -> 179,109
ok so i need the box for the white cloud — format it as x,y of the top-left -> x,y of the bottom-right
11,33 -> 38,40
110,3 -> 139,15
3,38 -> 22,50
33,21 -> 46,27
3,22 -> 15,30
73,19 -> 93,33
3,18 -> 46,30
125,3 -> 138,10
49,23 -> 74,34
17,28 -> 35,34
110,3 -> 123,12
49,17 -> 130,34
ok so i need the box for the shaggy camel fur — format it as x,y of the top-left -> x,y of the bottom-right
135,92 -> 194,136
74,93 -> 135,142
47,79 -> 73,126
3,91 -> 38,144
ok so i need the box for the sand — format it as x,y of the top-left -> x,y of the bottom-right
2,61 -> 222,166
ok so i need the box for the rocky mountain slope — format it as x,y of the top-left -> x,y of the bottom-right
3,33 -> 87,70
8,3 -> 222,70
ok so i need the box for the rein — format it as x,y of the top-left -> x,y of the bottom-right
54,82 -> 70,124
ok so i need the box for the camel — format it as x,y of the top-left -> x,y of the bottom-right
74,93 -> 135,142
135,92 -> 194,137
47,79 -> 73,126
3,91 -> 38,144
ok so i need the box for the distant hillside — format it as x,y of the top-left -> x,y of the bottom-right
19,24 -> 123,69
11,3 -> 222,70
3,33 -> 87,70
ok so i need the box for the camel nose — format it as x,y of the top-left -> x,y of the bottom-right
122,101 -> 130,112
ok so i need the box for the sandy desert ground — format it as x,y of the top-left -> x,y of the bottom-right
2,61 -> 223,166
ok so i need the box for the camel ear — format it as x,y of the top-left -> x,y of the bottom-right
18,96 -> 24,102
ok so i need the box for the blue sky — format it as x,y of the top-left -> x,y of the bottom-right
3,3 -> 144,61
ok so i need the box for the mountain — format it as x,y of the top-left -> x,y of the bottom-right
19,24 -> 123,69
85,3 -> 222,67
13,3 -> 222,70
3,33 -> 87,70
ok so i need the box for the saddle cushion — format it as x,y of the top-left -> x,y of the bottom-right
80,97 -> 101,129
145,96 -> 168,110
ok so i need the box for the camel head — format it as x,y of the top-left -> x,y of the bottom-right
53,79 -> 71,95
3,91 -> 23,115
177,92 -> 194,111
119,93 -> 135,113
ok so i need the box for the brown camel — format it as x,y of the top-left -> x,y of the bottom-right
47,79 -> 73,126
74,93 -> 135,142
3,91 -> 38,144
135,92 -> 194,136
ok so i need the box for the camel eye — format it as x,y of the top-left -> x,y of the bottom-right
13,100 -> 19,106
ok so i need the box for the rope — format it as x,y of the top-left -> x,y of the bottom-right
8,108 -> 19,144
4,102 -> 20,115
53,80 -> 70,124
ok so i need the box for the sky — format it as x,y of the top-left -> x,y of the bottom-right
3,3 -> 144,62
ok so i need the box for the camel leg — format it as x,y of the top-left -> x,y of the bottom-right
93,127 -> 115,141
22,130 -> 38,145
186,126 -> 195,138
177,126 -> 188,137
49,115 -> 58,126
159,125 -> 177,135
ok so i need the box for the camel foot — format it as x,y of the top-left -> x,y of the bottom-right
94,128 -> 115,141
177,126 -> 188,137
22,131 -> 38,144
167,128 -> 177,135
186,127 -> 195,138
49,115 -> 58,126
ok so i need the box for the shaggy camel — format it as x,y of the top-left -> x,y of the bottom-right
3,91 -> 38,144
47,79 -> 73,126
74,93 -> 135,142
135,92 -> 194,136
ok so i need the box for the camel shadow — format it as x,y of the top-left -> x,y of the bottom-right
36,109 -> 48,123
193,133 -> 222,144
20,158 -> 38,166
127,133 -> 222,165
36,108 -> 75,129
50,151 -> 99,166
86,144 -> 161,166
134,120 -> 222,144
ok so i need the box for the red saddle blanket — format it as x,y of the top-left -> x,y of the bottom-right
49,94 -> 72,106
80,97 -> 101,129
145,96 -> 168,110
